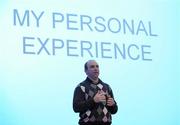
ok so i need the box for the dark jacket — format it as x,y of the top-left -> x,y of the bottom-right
73,77 -> 118,125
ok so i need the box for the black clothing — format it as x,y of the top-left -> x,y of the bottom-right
79,122 -> 111,125
73,77 -> 118,125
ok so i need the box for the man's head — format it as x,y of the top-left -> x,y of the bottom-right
84,60 -> 99,81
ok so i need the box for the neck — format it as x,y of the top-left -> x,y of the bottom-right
88,77 -> 99,84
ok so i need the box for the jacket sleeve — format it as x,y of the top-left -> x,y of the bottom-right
73,86 -> 96,113
107,85 -> 118,114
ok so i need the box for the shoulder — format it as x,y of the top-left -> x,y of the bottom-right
78,79 -> 88,86
74,79 -> 90,93
99,79 -> 110,87
75,79 -> 89,89
100,80 -> 112,91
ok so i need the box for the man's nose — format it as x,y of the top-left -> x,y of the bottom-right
94,67 -> 99,71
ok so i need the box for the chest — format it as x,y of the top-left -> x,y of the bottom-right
81,83 -> 109,100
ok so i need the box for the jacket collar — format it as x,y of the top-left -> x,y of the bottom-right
85,77 -> 103,84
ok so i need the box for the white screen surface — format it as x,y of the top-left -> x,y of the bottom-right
0,0 -> 179,125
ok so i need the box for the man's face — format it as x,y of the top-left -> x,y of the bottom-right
85,60 -> 99,80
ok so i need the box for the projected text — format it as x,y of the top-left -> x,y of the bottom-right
13,9 -> 158,61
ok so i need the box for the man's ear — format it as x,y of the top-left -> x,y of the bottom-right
84,70 -> 88,75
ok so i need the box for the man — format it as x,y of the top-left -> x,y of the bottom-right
73,60 -> 118,125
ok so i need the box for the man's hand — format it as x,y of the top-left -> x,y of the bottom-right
106,95 -> 115,106
93,90 -> 106,103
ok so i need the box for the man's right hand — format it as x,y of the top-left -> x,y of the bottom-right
93,90 -> 106,103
